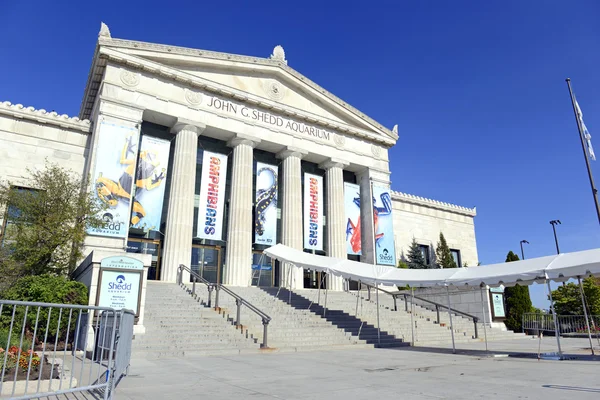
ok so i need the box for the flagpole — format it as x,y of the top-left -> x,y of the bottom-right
566,78 -> 600,225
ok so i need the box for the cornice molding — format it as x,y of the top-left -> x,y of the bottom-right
391,190 -> 477,217
95,47 -> 396,147
0,101 -> 91,132
81,37 -> 398,145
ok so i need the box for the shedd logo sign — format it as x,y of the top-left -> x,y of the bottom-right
108,274 -> 132,291
378,248 -> 394,263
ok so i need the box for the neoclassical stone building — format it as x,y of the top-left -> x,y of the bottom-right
0,24 -> 478,290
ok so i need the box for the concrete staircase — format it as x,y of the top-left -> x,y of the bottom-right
214,286 -> 407,352
296,288 -> 525,346
132,282 -> 261,358
134,281 -> 523,359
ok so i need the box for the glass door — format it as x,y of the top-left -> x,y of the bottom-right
126,238 -> 161,280
191,245 -> 221,283
304,270 -> 327,289
251,252 -> 273,287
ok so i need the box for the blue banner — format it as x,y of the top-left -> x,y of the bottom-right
89,121 -> 140,238
372,184 -> 396,266
344,182 -> 361,255
130,136 -> 171,233
254,162 -> 278,245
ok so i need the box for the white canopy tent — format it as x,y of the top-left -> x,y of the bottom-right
265,244 -> 600,287
264,244 -> 600,357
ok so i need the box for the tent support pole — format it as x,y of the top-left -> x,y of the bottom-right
324,275 -> 328,317
410,286 -> 415,346
578,276 -> 595,355
317,270 -> 321,306
376,281 -> 381,345
479,285 -> 488,354
355,281 -> 360,316
446,286 -> 456,354
546,280 -> 563,359
288,264 -> 294,304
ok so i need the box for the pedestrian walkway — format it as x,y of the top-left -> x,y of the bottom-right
114,337 -> 599,400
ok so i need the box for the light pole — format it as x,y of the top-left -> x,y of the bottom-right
549,220 -> 561,254
520,240 -> 529,260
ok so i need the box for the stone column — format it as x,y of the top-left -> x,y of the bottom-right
356,169 -> 391,266
319,158 -> 349,291
224,135 -> 260,286
356,169 -> 376,265
161,121 -> 205,282
278,147 -> 308,289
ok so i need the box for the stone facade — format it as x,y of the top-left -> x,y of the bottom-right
0,102 -> 91,228
392,191 -> 478,268
0,24 -> 479,294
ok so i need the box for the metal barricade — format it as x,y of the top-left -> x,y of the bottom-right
523,313 -> 600,337
0,300 -> 134,399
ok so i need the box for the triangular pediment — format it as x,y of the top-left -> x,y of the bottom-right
84,37 -> 397,145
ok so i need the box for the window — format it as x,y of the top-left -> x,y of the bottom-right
1,187 -> 38,247
450,249 -> 462,268
419,244 -> 430,265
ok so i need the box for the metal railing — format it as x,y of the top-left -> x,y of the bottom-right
523,313 -> 600,338
177,264 -> 271,348
360,283 -> 480,338
0,300 -> 134,400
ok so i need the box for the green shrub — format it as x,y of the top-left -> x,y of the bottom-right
0,328 -> 32,351
1,275 -> 88,344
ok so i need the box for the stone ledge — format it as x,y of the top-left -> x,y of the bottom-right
392,191 -> 477,216
0,101 -> 91,133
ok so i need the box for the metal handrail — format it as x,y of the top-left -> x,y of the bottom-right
359,282 -> 479,338
177,264 -> 271,348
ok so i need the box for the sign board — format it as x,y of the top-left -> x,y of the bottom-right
100,256 -> 144,270
97,270 -> 141,314
97,256 -> 143,315
490,292 -> 506,319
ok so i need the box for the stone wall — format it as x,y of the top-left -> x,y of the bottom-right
391,191 -> 478,267
0,102 -> 91,228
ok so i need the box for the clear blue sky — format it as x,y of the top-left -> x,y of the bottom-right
1,1 -> 599,308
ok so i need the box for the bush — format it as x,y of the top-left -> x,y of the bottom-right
0,275 -> 88,344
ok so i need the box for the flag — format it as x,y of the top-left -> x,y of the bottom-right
575,99 -> 596,161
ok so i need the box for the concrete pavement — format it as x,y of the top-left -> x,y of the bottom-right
115,337 -> 600,399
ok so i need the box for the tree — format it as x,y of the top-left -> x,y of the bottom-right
0,162 -> 105,285
406,238 -> 427,269
397,260 -> 408,269
435,232 -> 457,268
551,278 -> 600,316
503,251 -> 534,332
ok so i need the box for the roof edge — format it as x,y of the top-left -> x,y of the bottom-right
1,101 -> 91,132
82,34 -> 398,142
391,190 -> 477,216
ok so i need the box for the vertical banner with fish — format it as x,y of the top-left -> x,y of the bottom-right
372,184 -> 396,266
197,151 -> 228,240
254,162 -> 278,245
89,121 -> 140,238
130,135 -> 171,233
303,173 -> 323,251
344,182 -> 362,255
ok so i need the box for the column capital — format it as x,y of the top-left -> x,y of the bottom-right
171,118 -> 206,136
277,146 -> 308,160
227,133 -> 261,149
319,157 -> 349,171
356,167 -> 391,185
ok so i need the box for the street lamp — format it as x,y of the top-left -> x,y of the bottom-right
549,220 -> 561,254
520,240 -> 529,260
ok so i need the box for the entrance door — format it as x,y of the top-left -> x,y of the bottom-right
191,245 -> 221,283
304,270 -> 327,289
126,238 -> 161,280
251,252 -> 274,287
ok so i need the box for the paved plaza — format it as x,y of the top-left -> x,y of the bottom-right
115,337 -> 600,399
